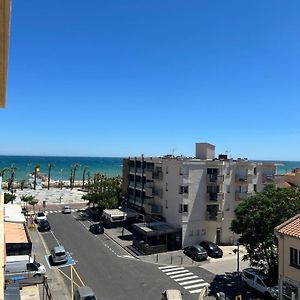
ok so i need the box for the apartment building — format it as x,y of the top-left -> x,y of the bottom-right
123,142 -> 276,247
275,214 -> 300,300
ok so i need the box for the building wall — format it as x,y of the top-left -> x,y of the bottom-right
0,191 -> 4,300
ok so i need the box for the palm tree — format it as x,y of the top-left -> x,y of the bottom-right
47,163 -> 55,190
71,163 -> 80,189
33,165 -> 41,190
8,166 -> 16,194
20,180 -> 25,190
82,166 -> 88,190
0,167 -> 10,178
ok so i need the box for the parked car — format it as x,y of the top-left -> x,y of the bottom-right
74,286 -> 97,300
161,289 -> 183,300
38,220 -> 51,232
199,240 -> 223,258
183,245 -> 208,261
89,223 -> 104,234
242,268 -> 278,299
62,205 -> 72,214
35,212 -> 47,223
50,245 -> 68,265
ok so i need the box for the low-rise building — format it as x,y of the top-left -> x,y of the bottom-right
123,142 -> 276,248
275,214 -> 300,300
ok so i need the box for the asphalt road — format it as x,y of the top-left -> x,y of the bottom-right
41,212 -> 215,300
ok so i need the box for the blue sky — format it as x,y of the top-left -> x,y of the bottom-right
1,0 -> 300,160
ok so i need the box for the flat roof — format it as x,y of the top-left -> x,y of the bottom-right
4,204 -> 26,223
103,208 -> 139,218
5,222 -> 28,244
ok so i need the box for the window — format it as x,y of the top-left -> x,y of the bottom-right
253,184 -> 257,192
256,278 -> 265,287
165,182 -> 168,191
179,204 -> 182,213
290,247 -> 300,268
183,204 -> 188,213
243,271 -> 255,281
254,167 -> 257,175
165,200 -> 168,209
166,166 -> 168,174
179,186 -> 189,194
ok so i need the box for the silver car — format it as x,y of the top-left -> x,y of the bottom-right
74,286 -> 97,300
50,245 -> 68,265
62,206 -> 72,214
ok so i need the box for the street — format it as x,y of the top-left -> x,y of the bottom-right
39,211 -> 215,300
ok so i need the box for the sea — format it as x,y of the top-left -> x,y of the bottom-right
0,155 -> 299,182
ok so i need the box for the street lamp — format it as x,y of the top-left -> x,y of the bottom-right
233,241 -> 241,293
121,196 -> 127,236
34,165 -> 40,190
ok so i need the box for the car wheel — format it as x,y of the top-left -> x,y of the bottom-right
33,273 -> 41,277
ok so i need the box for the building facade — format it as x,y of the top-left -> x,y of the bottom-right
123,142 -> 276,247
275,214 -> 300,300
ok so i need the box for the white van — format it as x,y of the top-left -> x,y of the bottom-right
5,255 -> 46,278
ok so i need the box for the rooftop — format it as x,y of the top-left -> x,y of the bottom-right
275,213 -> 300,239
4,222 -> 28,244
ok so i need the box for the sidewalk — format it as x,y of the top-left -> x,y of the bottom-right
104,226 -> 247,268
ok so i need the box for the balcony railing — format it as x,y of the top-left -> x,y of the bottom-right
235,175 -> 253,184
207,192 -> 224,202
206,211 -> 223,222
207,174 -> 224,184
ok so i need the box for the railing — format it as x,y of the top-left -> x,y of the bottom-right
207,174 -> 224,184
207,192 -> 224,202
235,175 -> 253,183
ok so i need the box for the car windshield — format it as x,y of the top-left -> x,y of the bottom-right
262,277 -> 277,287
56,251 -> 66,257
83,296 -> 96,300
37,212 -> 45,217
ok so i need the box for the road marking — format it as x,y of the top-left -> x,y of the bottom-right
49,210 -> 53,213
190,287 -> 209,294
166,270 -> 190,276
184,282 -> 209,290
50,230 -> 61,245
174,275 -> 198,282
162,267 -> 184,272
170,272 -> 194,279
158,265 -> 178,270
179,279 -> 204,286
54,210 -> 58,213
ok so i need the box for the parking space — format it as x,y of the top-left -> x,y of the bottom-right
44,254 -> 76,269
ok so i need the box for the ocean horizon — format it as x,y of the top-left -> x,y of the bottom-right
0,155 -> 299,182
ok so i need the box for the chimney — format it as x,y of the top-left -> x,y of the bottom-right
195,143 -> 215,160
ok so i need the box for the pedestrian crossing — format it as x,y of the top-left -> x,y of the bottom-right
44,208 -> 79,214
158,265 -> 210,295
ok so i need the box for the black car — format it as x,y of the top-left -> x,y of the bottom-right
199,240 -> 223,258
183,245 -> 208,261
89,223 -> 104,234
38,220 -> 51,232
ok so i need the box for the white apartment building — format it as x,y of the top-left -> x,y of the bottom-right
123,143 -> 276,248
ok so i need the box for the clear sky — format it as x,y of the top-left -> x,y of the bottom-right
1,0 -> 300,160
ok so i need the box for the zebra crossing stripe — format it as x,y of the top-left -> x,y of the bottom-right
162,267 -> 184,273
158,265 -> 178,270
179,279 -> 204,286
170,272 -> 193,279
184,282 -> 210,290
189,285 -> 210,294
54,210 -> 58,213
49,211 -> 53,213
166,270 -> 189,276
58,210 -> 61,213
174,275 -> 198,282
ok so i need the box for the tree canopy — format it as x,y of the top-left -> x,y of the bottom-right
4,193 -> 16,204
231,185 -> 300,277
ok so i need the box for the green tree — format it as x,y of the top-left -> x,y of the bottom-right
71,163 -> 80,189
28,197 -> 39,213
231,185 -> 300,278
47,163 -> 55,190
4,193 -> 16,204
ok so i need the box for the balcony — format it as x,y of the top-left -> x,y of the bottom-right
235,174 -> 253,184
136,168 -> 143,174
207,174 -> 224,184
206,211 -> 223,222
129,167 -> 135,174
235,191 -> 254,201
129,181 -> 135,188
145,169 -> 153,180
263,174 -> 274,184
135,182 -> 144,190
206,192 -> 224,203
153,171 -> 163,180
128,195 -> 135,202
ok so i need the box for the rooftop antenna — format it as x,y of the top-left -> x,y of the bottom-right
225,150 -> 231,158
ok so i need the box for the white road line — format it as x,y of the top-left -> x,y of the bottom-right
170,272 -> 194,279
179,279 -> 204,286
50,230 -> 61,245
166,270 -> 190,276
158,265 -> 178,270
54,210 -> 58,213
58,210 -> 61,213
174,275 -> 198,282
49,211 -> 53,213
184,282 -> 210,290
162,267 -> 184,272
189,288 -> 206,294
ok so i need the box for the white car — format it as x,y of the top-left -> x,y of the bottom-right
62,206 -> 72,214
242,268 -> 278,299
35,212 -> 47,223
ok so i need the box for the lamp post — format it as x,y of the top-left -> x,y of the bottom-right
121,196 -> 127,236
34,165 -> 40,190
233,241 -> 241,293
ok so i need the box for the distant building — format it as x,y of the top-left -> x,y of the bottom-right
122,142 -> 276,248
275,214 -> 300,300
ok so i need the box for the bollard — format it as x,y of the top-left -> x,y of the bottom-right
181,256 -> 183,265
156,254 -> 158,263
